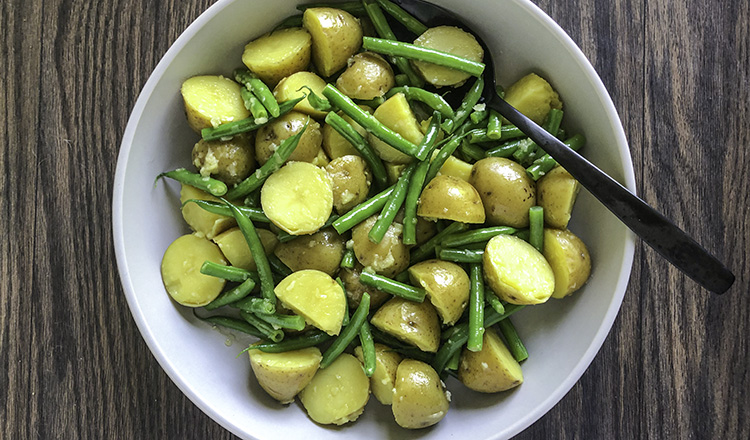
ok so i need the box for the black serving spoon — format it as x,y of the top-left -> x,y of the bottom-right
394,0 -> 734,294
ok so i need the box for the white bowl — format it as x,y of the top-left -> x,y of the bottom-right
113,0 -> 636,438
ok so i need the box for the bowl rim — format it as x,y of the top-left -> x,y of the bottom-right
112,0 -> 636,439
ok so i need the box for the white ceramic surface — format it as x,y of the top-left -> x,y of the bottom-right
113,1 -> 636,439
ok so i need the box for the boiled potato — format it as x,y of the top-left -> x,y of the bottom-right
299,353 -> 370,425
181,75 -> 250,133
385,162 -> 408,185
483,234 -> 555,305
255,111 -> 322,165
457,328 -> 523,392
311,148 -> 331,167
503,73 -> 563,125
321,106 -> 371,159
192,134 -> 256,186
408,260 -> 470,325
336,52 -> 395,100
392,359 -> 449,429
273,71 -> 329,119
469,157 -> 536,227
536,166 -> 581,229
432,150 -> 473,182
370,297 -> 441,353
325,155 -> 372,214
242,27 -> 312,87
261,161 -> 333,235
339,263 -> 391,310
543,228 -> 591,299
274,228 -> 345,276
354,343 -> 402,405
161,234 -> 226,307
369,93 -> 423,164
248,345 -> 322,404
412,26 -> 483,87
417,175 -> 485,223
180,184 -> 235,239
212,227 -> 278,272
274,270 -> 346,335
303,8 -> 363,77
351,215 -> 409,278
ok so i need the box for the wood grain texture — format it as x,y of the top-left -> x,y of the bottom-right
0,0 -> 747,439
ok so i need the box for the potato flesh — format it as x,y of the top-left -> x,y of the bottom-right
370,297 -> 441,353
299,353 -> 370,425
369,93 -> 423,164
181,75 -> 250,132
536,166 -> 581,229
325,155 -> 372,214
180,184 -> 235,239
431,150 -> 473,182
392,359 -> 449,429
483,234 -> 555,305
469,157 -> 536,227
242,27 -> 312,86
321,107 -> 371,159
273,71 -> 329,119
458,328 -> 523,393
543,228 -> 592,298
336,52 -> 395,100
303,8 -> 363,77
417,175 -> 485,224
354,343 -> 402,405
261,161 -> 333,235
274,269 -> 346,335
503,73 -> 563,125
248,346 -> 322,404
273,228 -> 345,276
412,26 -> 484,87
408,260 -> 470,325
192,135 -> 256,186
212,227 -> 278,272
254,111 -> 322,166
161,234 -> 226,307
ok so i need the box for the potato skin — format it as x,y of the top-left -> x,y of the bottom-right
191,134 -> 256,186
408,259 -> 470,325
417,175 -> 485,224
543,228 -> 591,298
336,52 -> 395,100
354,343 -> 402,405
299,353 -> 370,425
392,359 -> 449,429
273,71 -> 329,119
180,184 -> 235,239
181,75 -> 250,132
255,111 -> 322,165
351,215 -> 409,278
248,345 -> 322,404
212,227 -> 278,272
370,297 -> 441,353
470,157 -> 536,227
325,155 -> 372,214
339,263 -> 391,310
536,166 -> 580,229
303,8 -> 363,77
242,27 -> 312,87
412,26 -> 483,88
457,328 -> 523,393
273,228 -> 345,277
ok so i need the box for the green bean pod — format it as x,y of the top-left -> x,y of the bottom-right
324,111 -> 388,189
359,270 -> 426,302
204,277 -> 257,311
368,162 -> 416,243
157,168 -> 227,197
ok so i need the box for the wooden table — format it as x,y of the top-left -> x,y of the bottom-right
2,0 -> 748,438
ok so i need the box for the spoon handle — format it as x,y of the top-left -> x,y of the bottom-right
487,96 -> 735,294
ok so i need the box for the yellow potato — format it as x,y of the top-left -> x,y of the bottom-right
325,155 -> 372,214
273,228 -> 345,276
336,52 -> 395,100
469,157 -> 536,227
311,148 -> 330,167
408,260 -> 470,325
181,75 -> 250,132
354,343 -> 402,405
321,106 -> 372,159
299,353 -> 370,425
273,71 -> 329,119
212,227 -> 278,272
370,297 -> 441,353
503,73 -> 563,124
274,270 -> 346,335
392,359 -> 449,429
248,345 -> 322,404
483,234 -> 555,305
385,162 -> 408,185
303,7 -> 363,77
242,27 -> 312,87
536,166 -> 581,229
412,26 -> 484,87
339,263 -> 391,310
161,234 -> 226,307
180,184 -> 235,239
368,93 -> 423,164
191,134 -> 256,186
543,228 -> 592,298
351,215 -> 410,278
457,327 -> 523,392
417,175 -> 485,224
255,111 -> 322,165
432,150 -> 473,182
260,161 -> 333,235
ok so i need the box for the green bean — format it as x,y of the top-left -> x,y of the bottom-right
467,264 -> 485,351
469,125 -> 526,143
296,1 -> 367,15
385,86 -> 454,120
240,86 -> 269,121
484,138 -> 526,158
200,261 -> 259,283
181,199 -> 269,223
497,318 -> 528,362
446,77 -> 484,133
486,110 -> 502,139
362,37 -> 485,77
529,206 -> 544,253
199,315 -> 264,339
222,199 -> 276,304
469,107 -> 488,125
460,139 -> 485,162
268,254 -> 293,278
446,349 -> 461,371
514,229 -> 531,242
358,321 -> 377,377
201,96 -> 303,141
354,96 -> 385,108
297,85 -> 332,112
526,134 -> 586,180
277,214 -> 339,243
369,162 -> 416,243
485,291 -> 505,315
332,184 -> 395,234
324,111 -> 388,189
369,327 -> 434,364
410,222 -> 470,263
359,270 -> 426,302
423,133 -> 467,186
320,293 -> 370,368
224,120 -> 307,199
402,158 -> 431,246
254,311 -> 306,331
438,248 -> 484,264
157,168 -> 227,197
513,109 -> 564,166
234,68 -> 280,117
323,84 -> 421,159
415,111 -> 442,161
394,73 -> 409,87
252,330 -> 332,353
232,297 -> 275,315
335,277 -> 351,327
340,248 -> 355,269
441,226 -> 517,248
511,138 -> 538,165
239,310 -> 284,342
375,0 -> 428,35
204,277 -> 257,311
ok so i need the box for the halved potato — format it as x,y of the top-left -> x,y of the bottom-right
273,71 -> 329,119
274,269 -> 346,335
181,75 -> 250,132
469,157 -> 536,227
417,175 -> 485,223
483,234 -> 555,305
392,359 -> 450,429
212,227 -> 278,272
299,353 -> 370,425
354,343 -> 402,405
192,135 -> 256,186
368,93 -> 423,164
303,8 -> 363,77
325,155 -> 372,214
248,345 -> 322,404
180,184 -> 235,239
336,52 -> 395,100
408,260 -> 470,325
255,111 -> 322,165
543,228 -> 591,298
503,73 -> 563,125
321,106 -> 371,159
161,234 -> 226,307
412,26 -> 484,87
457,327 -> 523,392
351,215 -> 410,278
536,166 -> 580,229
370,297 -> 441,353
242,27 -> 312,86
273,228 -> 345,276
433,150 -> 473,182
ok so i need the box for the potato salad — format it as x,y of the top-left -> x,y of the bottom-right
159,0 -> 592,430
